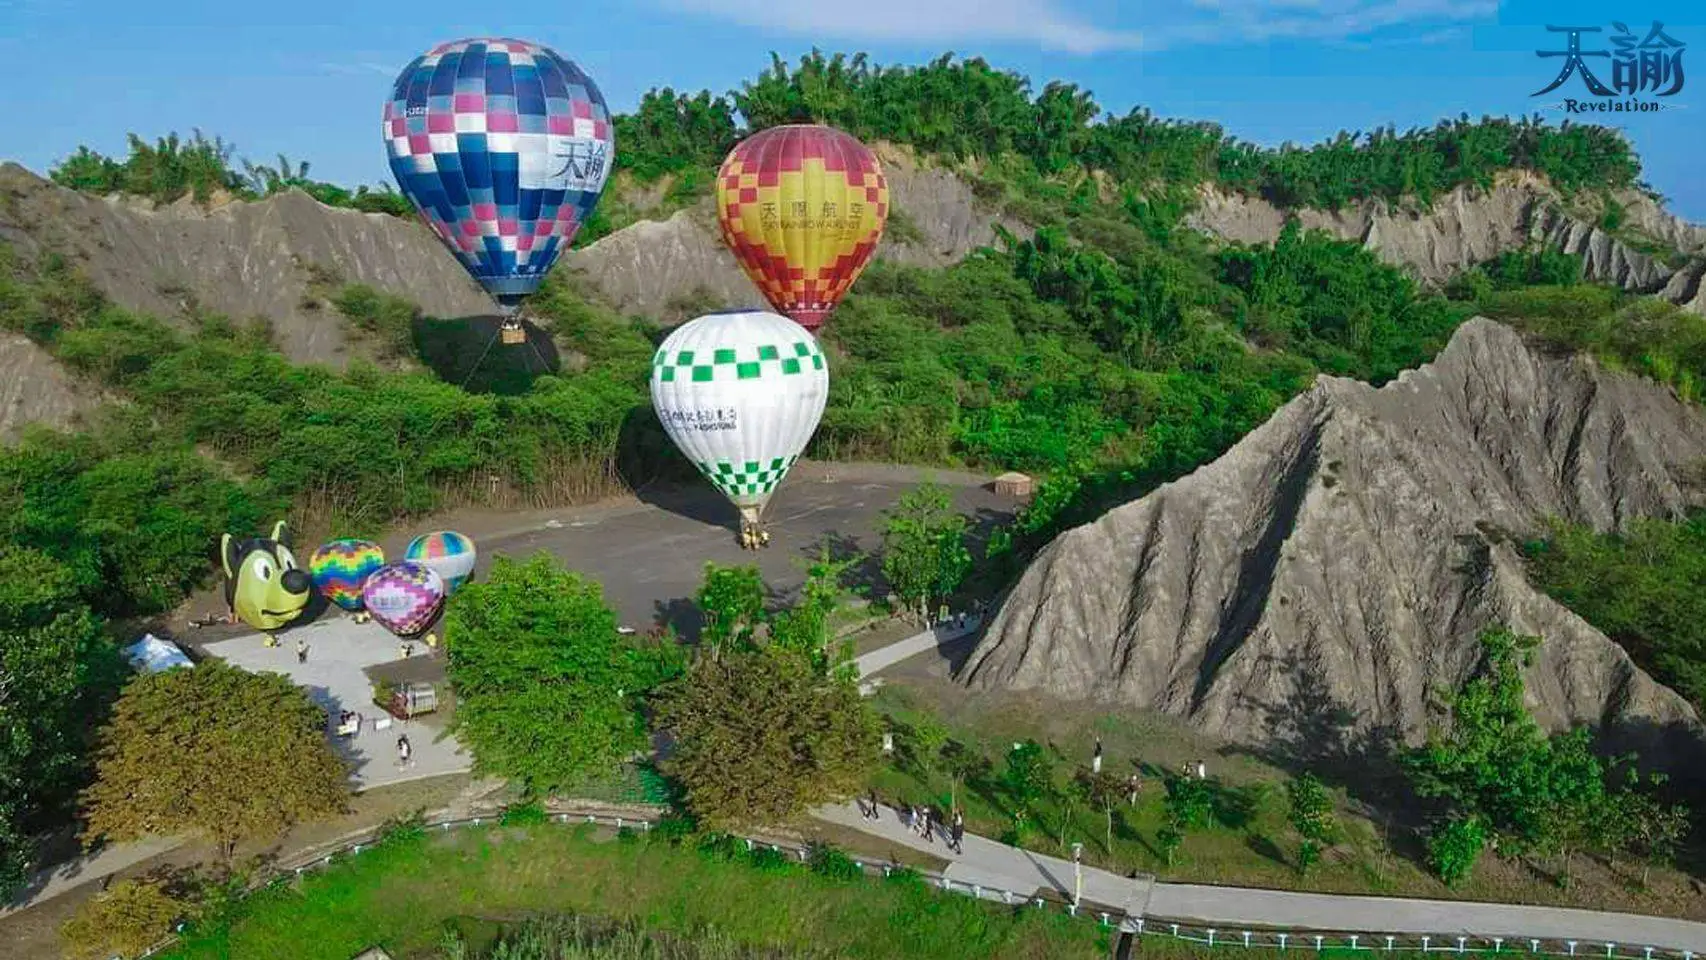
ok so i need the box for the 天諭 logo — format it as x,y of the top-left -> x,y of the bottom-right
1532,21 -> 1685,113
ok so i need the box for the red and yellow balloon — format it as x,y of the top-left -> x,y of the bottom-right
714,124 -> 888,331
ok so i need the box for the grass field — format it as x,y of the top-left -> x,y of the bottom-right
866,681 -> 1706,921
156,820 -> 1381,960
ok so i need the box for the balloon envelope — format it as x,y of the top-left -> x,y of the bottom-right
308,539 -> 386,611
405,531 -> 477,593
384,38 -> 614,306
715,124 -> 887,331
361,562 -> 446,637
650,310 -> 828,525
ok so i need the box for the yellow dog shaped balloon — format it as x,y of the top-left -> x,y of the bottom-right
222,521 -> 313,642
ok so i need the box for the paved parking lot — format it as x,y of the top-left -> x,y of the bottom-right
205,620 -> 470,789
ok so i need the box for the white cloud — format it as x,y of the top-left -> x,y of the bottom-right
658,0 -> 1145,55
1150,0 -> 1498,49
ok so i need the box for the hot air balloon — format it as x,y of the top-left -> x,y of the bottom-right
361,562 -> 446,637
405,531 -> 477,594
714,125 -> 887,332
383,38 -> 614,340
651,310 -> 828,548
308,539 -> 386,612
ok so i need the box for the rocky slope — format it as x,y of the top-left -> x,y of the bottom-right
560,143 -> 1028,317
0,331 -> 95,442
0,162 -> 493,368
1188,174 -> 1706,312
961,318 -> 1706,768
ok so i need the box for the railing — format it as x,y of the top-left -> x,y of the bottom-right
132,803 -> 1701,960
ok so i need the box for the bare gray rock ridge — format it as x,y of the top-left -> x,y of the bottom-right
961,318 -> 1706,766
0,331 -> 95,442
1188,176 -> 1706,313
0,163 -> 494,368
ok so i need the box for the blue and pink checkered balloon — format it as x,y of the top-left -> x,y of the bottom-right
383,38 -> 615,307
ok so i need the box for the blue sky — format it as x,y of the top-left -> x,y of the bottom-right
1,0 -> 1701,219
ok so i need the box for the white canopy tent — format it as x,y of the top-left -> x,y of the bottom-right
123,634 -> 194,673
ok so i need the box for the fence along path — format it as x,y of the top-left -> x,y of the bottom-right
130,797 -> 1706,958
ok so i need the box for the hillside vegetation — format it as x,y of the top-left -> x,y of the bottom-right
6,50 -> 1702,905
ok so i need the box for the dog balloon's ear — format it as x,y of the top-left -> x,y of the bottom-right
221,534 -> 239,581
270,520 -> 290,547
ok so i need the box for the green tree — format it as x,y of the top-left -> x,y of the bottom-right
655,647 -> 878,830
1598,769 -> 1691,889
1285,773 -> 1339,874
1400,627 -> 1614,885
879,482 -> 972,622
768,545 -> 863,675
1000,740 -> 1054,821
59,875 -> 198,960
939,738 -> 991,813
695,562 -> 767,658
0,546 -> 124,899
1427,816 -> 1487,889
903,714 -> 949,787
445,553 -> 684,794
1073,767 -> 1126,859
80,660 -> 349,862
1156,825 -> 1184,867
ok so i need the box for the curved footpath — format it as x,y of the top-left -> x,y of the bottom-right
813,801 -> 1706,953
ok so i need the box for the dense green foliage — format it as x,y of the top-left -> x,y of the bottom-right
0,546 -> 126,899
81,659 -> 351,861
444,553 -> 685,794
1522,513 -> 1706,711
50,131 -> 410,214
634,51 -> 1640,207
61,875 -> 202,960
1285,774 -> 1338,874
655,645 -> 878,831
877,482 -> 972,621
1399,628 -> 1688,887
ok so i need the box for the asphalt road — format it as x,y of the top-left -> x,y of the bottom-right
466,462 -> 1017,635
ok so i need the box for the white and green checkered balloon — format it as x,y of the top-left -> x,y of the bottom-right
650,310 -> 829,524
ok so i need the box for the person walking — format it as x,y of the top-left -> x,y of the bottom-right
1126,771 -> 1142,806
1195,758 -> 1207,780
904,804 -> 916,833
397,734 -> 412,767
295,638 -> 308,664
1091,737 -> 1103,774
922,806 -> 935,844
950,809 -> 965,854
867,788 -> 880,823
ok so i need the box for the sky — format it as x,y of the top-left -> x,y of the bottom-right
0,0 -> 1701,220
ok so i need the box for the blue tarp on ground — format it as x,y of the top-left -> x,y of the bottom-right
123,634 -> 193,673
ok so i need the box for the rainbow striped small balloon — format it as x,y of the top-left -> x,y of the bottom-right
362,562 -> 446,637
405,530 -> 478,593
308,539 -> 386,611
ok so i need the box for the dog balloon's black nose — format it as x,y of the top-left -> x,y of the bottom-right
281,569 -> 311,595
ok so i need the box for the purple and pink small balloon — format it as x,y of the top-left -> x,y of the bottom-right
361,562 -> 446,638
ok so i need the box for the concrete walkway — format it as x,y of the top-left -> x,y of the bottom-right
852,614 -> 982,679
813,801 -> 1706,953
0,834 -> 186,918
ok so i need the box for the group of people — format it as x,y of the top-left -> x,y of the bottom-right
856,790 -> 966,854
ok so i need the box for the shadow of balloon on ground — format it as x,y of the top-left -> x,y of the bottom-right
412,314 -> 562,395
